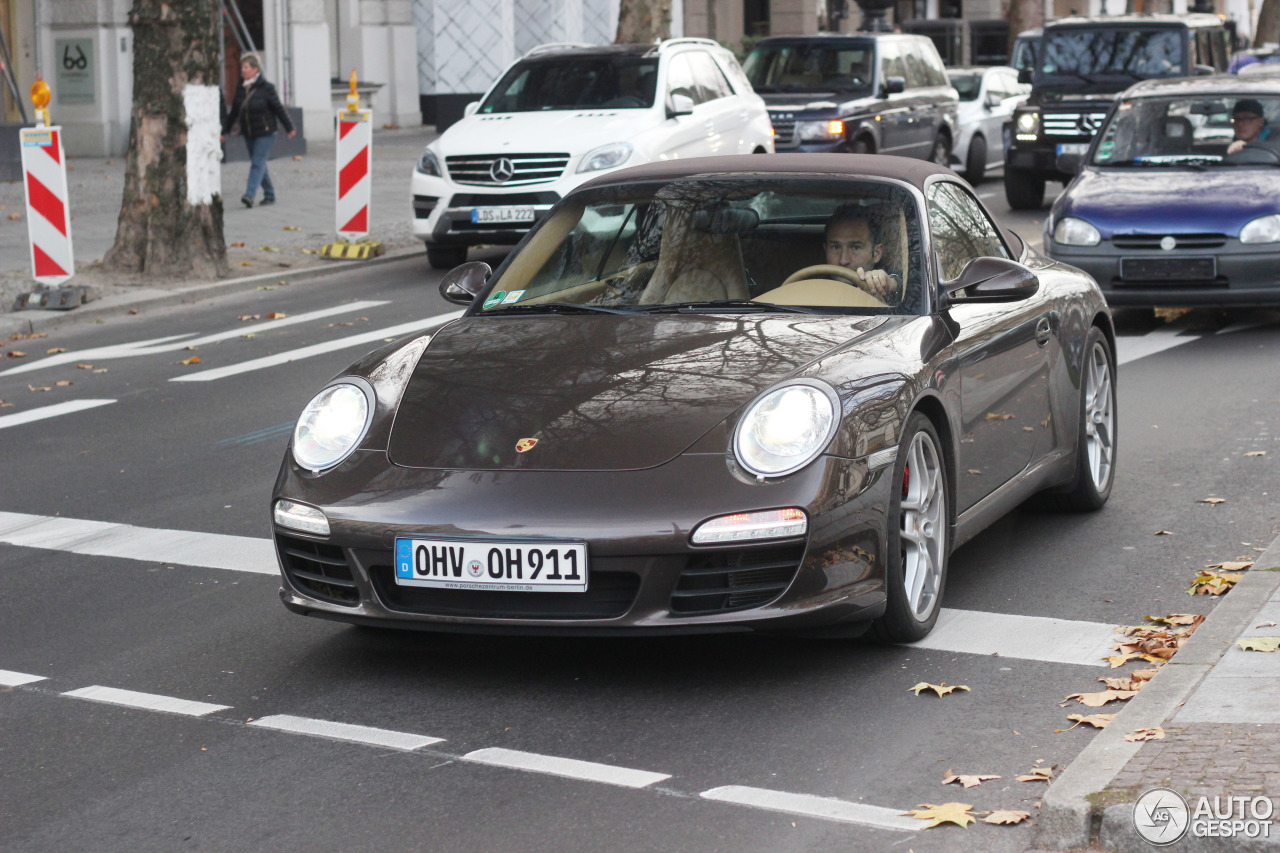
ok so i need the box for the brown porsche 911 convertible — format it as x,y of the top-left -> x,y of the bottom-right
271,155 -> 1115,641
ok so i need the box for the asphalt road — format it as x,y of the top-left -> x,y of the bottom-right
2,184 -> 1278,852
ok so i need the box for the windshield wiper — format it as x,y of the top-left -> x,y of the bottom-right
483,302 -> 635,316
637,299 -> 822,314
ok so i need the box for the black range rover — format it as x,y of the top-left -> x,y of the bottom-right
742,33 -> 959,165
1004,13 -> 1229,209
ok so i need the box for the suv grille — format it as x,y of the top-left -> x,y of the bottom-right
1112,233 -> 1228,250
771,119 -> 797,147
1043,111 -> 1108,138
446,153 -> 571,186
669,543 -> 804,615
277,533 -> 359,605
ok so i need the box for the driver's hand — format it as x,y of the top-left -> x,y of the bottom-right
1227,139 -> 1246,155
853,267 -> 895,301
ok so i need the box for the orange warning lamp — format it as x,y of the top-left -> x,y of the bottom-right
31,75 -> 51,126
346,69 -> 359,112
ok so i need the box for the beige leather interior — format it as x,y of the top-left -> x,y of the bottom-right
638,207 -> 750,304
755,279 -> 888,308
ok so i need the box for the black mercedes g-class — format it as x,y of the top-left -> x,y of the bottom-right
742,33 -> 959,165
1004,13 -> 1229,209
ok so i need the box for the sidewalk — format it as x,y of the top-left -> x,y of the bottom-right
1032,533 -> 1280,852
0,125 -> 439,336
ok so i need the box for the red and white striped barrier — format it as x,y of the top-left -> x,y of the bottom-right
20,125 -> 74,286
335,108 -> 372,240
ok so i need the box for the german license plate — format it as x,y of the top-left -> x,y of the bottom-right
394,538 -> 587,592
1056,143 -> 1089,155
1120,257 -> 1216,281
471,206 -> 535,224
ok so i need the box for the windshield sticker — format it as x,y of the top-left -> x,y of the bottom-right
502,290 -> 525,304
484,291 -> 507,309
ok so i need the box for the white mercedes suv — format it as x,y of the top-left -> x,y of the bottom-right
412,38 -> 775,268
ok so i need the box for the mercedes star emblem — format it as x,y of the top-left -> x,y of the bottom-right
490,157 -> 515,183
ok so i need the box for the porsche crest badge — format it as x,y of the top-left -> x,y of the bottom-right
515,438 -> 538,453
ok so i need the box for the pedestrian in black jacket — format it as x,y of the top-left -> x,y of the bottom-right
221,53 -> 296,208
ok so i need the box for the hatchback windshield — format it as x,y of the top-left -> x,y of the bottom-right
482,179 -> 924,315
742,42 -> 875,93
481,56 -> 659,112
1041,28 -> 1183,79
1092,95 -> 1280,166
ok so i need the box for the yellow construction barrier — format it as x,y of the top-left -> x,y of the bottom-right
320,239 -> 385,260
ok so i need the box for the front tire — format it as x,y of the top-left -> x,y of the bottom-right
1004,167 -> 1046,210
1045,327 -> 1116,511
872,412 -> 950,643
964,135 -> 987,184
427,245 -> 468,270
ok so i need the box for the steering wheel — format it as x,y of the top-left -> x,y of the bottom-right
783,263 -> 898,301
757,264 -> 889,309
1225,142 -> 1280,165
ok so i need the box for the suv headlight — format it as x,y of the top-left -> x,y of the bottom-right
416,148 -> 441,176
1053,216 -> 1101,247
576,142 -> 633,173
1015,111 -> 1040,140
796,119 -> 844,142
1240,214 -> 1280,244
293,382 -> 374,472
734,381 -> 840,478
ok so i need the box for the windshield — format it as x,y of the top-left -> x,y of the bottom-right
1092,95 -> 1280,166
1012,36 -> 1040,72
948,72 -> 983,101
742,42 -> 874,93
482,179 -> 925,315
1041,28 -> 1184,79
480,56 -> 658,112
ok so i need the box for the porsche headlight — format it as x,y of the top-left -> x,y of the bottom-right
1053,216 -> 1101,247
797,119 -> 845,141
734,381 -> 840,478
293,382 -> 373,472
1015,110 -> 1039,140
1240,214 -> 1280,244
415,148 -> 441,176
576,142 -> 633,173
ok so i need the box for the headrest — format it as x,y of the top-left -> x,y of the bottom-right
690,204 -> 759,235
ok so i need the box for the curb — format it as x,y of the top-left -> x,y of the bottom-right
0,246 -> 424,340
1032,534 -> 1280,850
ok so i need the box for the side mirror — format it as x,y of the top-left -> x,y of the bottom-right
882,76 -> 906,96
439,261 -> 492,305
945,257 -> 1039,302
1018,67 -> 1033,85
985,91 -> 1003,110
666,93 -> 695,118
463,101 -> 480,117
1056,151 -> 1083,176
1193,64 -> 1215,76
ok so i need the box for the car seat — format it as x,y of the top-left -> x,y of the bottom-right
638,207 -> 750,304
1161,116 -> 1194,154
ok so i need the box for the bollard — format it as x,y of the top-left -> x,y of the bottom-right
321,69 -> 383,260
19,74 -> 75,288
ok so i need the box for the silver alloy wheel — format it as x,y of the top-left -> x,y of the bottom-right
900,430 -> 946,621
1083,340 -> 1115,491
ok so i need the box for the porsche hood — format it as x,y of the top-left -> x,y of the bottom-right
386,314 -> 885,471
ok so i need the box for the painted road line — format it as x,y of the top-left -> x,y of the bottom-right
216,421 -> 295,448
0,511 -> 277,574
462,747 -> 670,789
249,714 -> 444,750
0,302 -> 391,377
701,786 -> 919,832
170,311 -> 464,382
911,608 -> 1117,666
0,399 -> 115,430
62,685 -> 230,717
0,669 -> 47,686
1116,327 -> 1194,366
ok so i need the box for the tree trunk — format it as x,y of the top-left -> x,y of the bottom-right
616,0 -> 672,43
1007,0 -> 1045,59
104,0 -> 227,279
1257,0 -> 1280,47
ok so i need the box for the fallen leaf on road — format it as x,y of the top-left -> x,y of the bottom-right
985,412 -> 1014,420
1104,652 -> 1144,668
259,246 -> 278,252
328,322 -> 354,327
1209,560 -> 1253,572
266,312 -> 287,319
179,356 -> 200,365
1199,497 -> 1226,505
1155,530 -> 1173,535
1147,613 -> 1204,627
7,212 -> 20,220
238,314 -> 260,321
1125,728 -> 1166,742
28,385 -> 50,392
1098,675 -> 1148,691
6,351 -> 27,358
230,242 -> 245,247
943,771 -> 1000,789
1245,451 -> 1267,457
910,682 -> 970,698
1022,426 -> 1034,432
1062,689 -> 1137,708
76,363 -> 94,369
1233,637 -> 1280,652
54,380 -> 71,387
1188,570 -> 1241,596
1016,766 -> 1055,782
242,333 -> 256,339
238,261 -> 253,266
967,469 -> 982,475
904,802 -> 976,828
46,347 -> 66,354
93,368 -> 107,373
982,810 -> 1031,825
128,309 -> 138,315
1256,621 -> 1278,629
283,225 -> 300,231
1061,713 -> 1115,731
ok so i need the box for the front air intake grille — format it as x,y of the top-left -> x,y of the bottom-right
369,565 -> 640,619
277,534 -> 359,605
670,543 -> 805,615
412,195 -> 439,219
1112,233 -> 1228,250
445,153 -> 571,186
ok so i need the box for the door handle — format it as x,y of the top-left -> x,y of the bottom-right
1035,317 -> 1052,346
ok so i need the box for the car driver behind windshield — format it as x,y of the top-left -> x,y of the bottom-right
1227,98 -> 1272,155
824,204 -> 899,303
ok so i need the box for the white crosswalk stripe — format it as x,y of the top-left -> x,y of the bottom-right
0,399 -> 115,430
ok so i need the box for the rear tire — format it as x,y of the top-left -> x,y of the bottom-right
427,245 -> 468,270
964,135 -> 987,184
1004,167 -> 1046,210
872,412 -> 950,643
1043,327 -> 1116,511
849,137 -> 872,155
930,134 -> 951,167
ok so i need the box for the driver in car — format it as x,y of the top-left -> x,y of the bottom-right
1227,98 -> 1272,155
824,204 -> 898,302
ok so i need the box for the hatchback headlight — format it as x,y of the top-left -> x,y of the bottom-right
293,382 -> 373,472
577,142 -> 633,173
1240,214 -> 1280,244
797,119 -> 845,141
416,148 -> 441,176
734,381 -> 840,478
1053,216 -> 1101,247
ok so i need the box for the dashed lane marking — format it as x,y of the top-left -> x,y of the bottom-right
0,669 -> 46,686
0,399 -> 115,430
462,747 -> 671,789
62,685 -> 231,716
0,511 -> 1121,666
701,785 -> 919,832
249,714 -> 444,750
169,311 -> 464,382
